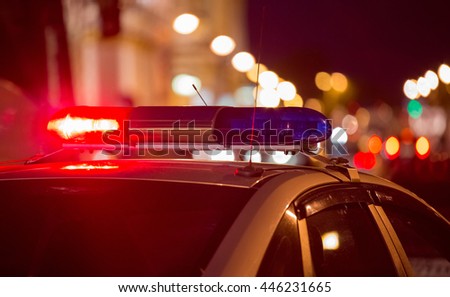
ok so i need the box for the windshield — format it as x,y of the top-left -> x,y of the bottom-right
0,179 -> 253,276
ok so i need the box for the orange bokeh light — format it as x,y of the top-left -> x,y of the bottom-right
400,127 -> 414,144
368,135 -> 382,154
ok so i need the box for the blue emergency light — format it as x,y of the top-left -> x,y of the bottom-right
213,107 -> 331,147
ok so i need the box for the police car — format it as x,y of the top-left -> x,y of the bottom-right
0,106 -> 449,277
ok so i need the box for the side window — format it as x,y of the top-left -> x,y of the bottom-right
381,203 -> 450,276
257,206 -> 303,276
306,203 -> 397,276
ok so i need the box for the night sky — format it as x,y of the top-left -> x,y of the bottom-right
247,0 -> 450,106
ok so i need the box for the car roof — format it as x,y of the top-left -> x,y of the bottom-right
0,159 -> 336,188
2,155 -> 449,240
0,157 -> 415,193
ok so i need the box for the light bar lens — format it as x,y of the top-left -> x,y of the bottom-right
213,107 -> 331,146
46,106 -> 132,142
47,115 -> 119,140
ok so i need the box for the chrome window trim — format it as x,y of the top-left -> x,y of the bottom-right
297,185 -> 407,277
298,218 -> 315,276
367,204 -> 410,276
371,205 -> 415,276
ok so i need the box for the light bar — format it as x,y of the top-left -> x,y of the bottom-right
46,106 -> 332,150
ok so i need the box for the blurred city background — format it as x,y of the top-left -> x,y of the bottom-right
0,0 -> 449,213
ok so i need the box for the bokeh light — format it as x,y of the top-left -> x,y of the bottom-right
425,70 -> 439,90
400,127 -> 414,144
277,81 -> 296,101
403,79 -> 419,99
417,77 -> 431,97
172,13 -> 199,35
315,72 -> 332,91
385,136 -> 400,159
171,74 -> 201,96
210,35 -> 236,56
354,151 -> 376,170
231,52 -> 255,72
415,136 -> 430,159
407,100 -> 423,119
368,135 -> 383,154
259,88 -> 280,107
330,72 -> 348,92
258,71 -> 279,89
342,114 -> 359,135
438,64 -> 450,84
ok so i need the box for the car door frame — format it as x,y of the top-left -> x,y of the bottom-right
294,184 -> 413,276
204,171 -> 416,276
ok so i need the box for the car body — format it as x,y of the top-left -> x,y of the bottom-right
0,106 -> 449,277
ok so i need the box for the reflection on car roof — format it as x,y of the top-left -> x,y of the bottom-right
0,159 -> 340,188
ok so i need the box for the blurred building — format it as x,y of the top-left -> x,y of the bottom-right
63,0 -> 249,106
0,80 -> 39,161
0,0 -> 73,107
